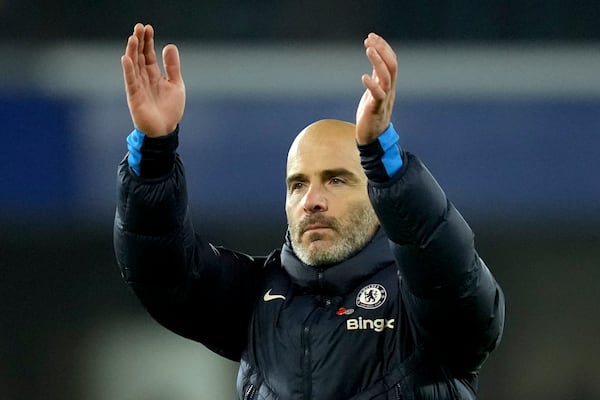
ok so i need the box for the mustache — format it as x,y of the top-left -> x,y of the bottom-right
299,215 -> 338,233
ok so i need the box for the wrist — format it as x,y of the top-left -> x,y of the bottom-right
127,125 -> 179,177
358,123 -> 403,182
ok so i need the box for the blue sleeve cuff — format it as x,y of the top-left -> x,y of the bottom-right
125,126 -> 179,178
126,127 -> 145,176
358,123 -> 403,183
377,123 -> 403,177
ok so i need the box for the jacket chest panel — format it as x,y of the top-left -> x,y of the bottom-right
253,278 -> 401,389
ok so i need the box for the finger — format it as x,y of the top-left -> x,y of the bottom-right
163,44 -> 183,84
133,23 -> 145,57
366,46 -> 392,91
133,24 -> 148,72
364,33 -> 397,83
361,73 -> 385,102
121,54 -> 138,96
366,42 -> 396,84
143,24 -> 163,81
125,35 -> 139,77
125,24 -> 141,67
125,33 -> 136,60
143,24 -> 157,66
364,33 -> 395,63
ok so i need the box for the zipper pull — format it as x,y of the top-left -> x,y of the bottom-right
244,384 -> 256,400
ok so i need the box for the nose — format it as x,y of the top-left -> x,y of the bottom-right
302,184 -> 328,213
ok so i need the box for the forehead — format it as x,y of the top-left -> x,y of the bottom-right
286,133 -> 362,177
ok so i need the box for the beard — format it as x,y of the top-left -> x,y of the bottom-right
288,201 -> 379,267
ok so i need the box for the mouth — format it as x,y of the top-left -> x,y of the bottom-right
303,224 -> 331,233
298,216 -> 337,238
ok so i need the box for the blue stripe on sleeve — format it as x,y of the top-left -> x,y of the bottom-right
377,123 -> 403,177
126,127 -> 145,176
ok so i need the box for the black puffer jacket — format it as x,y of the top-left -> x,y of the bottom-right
114,129 -> 504,400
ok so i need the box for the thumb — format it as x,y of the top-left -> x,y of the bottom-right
162,44 -> 183,84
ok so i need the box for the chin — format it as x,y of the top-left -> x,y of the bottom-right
303,240 -> 326,253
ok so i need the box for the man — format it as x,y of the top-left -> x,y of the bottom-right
114,23 -> 505,399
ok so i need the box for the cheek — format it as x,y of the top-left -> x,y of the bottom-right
285,199 -> 296,221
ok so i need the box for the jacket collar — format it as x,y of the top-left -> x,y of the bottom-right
281,227 -> 394,295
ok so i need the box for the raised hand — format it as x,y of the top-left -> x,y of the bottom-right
355,33 -> 398,144
121,23 -> 186,137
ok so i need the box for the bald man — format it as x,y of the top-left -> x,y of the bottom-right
285,119 -> 380,267
114,23 -> 504,400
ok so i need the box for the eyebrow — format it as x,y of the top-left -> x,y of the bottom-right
286,168 -> 360,186
322,168 -> 359,182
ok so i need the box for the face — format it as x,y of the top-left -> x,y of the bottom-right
285,120 -> 379,266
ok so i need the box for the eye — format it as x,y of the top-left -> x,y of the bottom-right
330,177 -> 345,185
289,181 -> 305,192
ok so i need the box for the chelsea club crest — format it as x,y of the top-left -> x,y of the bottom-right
356,284 -> 387,310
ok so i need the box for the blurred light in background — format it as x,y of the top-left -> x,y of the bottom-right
80,317 -> 238,400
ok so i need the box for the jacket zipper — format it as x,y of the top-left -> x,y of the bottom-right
301,295 -> 335,399
244,384 -> 256,400
302,303 -> 324,399
302,323 -> 312,398
395,383 -> 403,400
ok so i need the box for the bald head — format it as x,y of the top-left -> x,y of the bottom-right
293,119 -> 356,142
287,119 -> 359,174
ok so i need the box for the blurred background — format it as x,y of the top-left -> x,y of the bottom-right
1,1 -> 599,399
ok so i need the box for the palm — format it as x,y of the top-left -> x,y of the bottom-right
122,24 -> 185,137
356,89 -> 381,140
355,34 -> 397,144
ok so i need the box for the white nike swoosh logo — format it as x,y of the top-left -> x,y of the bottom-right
263,289 -> 286,302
